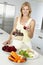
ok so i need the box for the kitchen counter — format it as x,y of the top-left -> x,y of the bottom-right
0,28 -> 43,65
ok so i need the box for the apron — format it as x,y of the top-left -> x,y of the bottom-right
11,17 -> 32,49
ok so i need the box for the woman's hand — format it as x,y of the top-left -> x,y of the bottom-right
3,39 -> 11,45
23,26 -> 30,31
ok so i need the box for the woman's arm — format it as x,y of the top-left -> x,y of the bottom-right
3,17 -> 18,45
28,19 -> 35,38
8,17 -> 18,40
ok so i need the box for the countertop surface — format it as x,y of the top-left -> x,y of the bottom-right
0,28 -> 43,65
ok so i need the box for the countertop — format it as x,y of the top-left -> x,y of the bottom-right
0,28 -> 43,65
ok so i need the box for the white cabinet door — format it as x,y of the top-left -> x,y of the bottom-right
32,29 -> 43,54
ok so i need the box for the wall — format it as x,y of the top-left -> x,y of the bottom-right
0,0 -> 43,29
31,2 -> 43,29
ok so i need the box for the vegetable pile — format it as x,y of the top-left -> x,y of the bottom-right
8,51 -> 26,63
19,50 -> 29,58
18,49 -> 34,58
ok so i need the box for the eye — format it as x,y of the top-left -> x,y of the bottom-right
22,9 -> 29,11
22,8 -> 25,10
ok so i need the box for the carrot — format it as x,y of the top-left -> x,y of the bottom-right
20,59 -> 26,62
17,59 -> 21,63
8,56 -> 17,62
8,51 -> 26,63
10,51 -> 21,61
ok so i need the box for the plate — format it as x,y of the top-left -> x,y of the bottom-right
27,49 -> 39,59
17,48 -> 39,60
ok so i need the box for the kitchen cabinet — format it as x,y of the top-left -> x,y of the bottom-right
32,29 -> 43,55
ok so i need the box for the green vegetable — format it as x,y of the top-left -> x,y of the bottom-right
19,50 -> 29,58
23,51 -> 29,57
19,50 -> 24,55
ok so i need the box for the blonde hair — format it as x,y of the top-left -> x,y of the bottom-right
20,2 -> 32,17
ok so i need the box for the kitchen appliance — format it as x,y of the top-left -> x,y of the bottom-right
0,2 -> 15,33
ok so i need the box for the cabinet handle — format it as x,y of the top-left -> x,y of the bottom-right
38,36 -> 43,39
36,46 -> 41,50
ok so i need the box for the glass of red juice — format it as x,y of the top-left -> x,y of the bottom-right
23,26 -> 29,30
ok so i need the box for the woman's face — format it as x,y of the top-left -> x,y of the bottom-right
22,6 -> 30,17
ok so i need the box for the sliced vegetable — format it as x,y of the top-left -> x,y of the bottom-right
19,50 -> 29,58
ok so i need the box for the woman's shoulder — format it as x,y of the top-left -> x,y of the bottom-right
15,16 -> 20,19
15,16 -> 20,21
14,17 -> 19,23
30,18 -> 36,26
30,18 -> 35,24
15,17 -> 18,20
27,18 -> 35,25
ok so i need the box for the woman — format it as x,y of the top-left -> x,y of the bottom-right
3,2 -> 35,49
